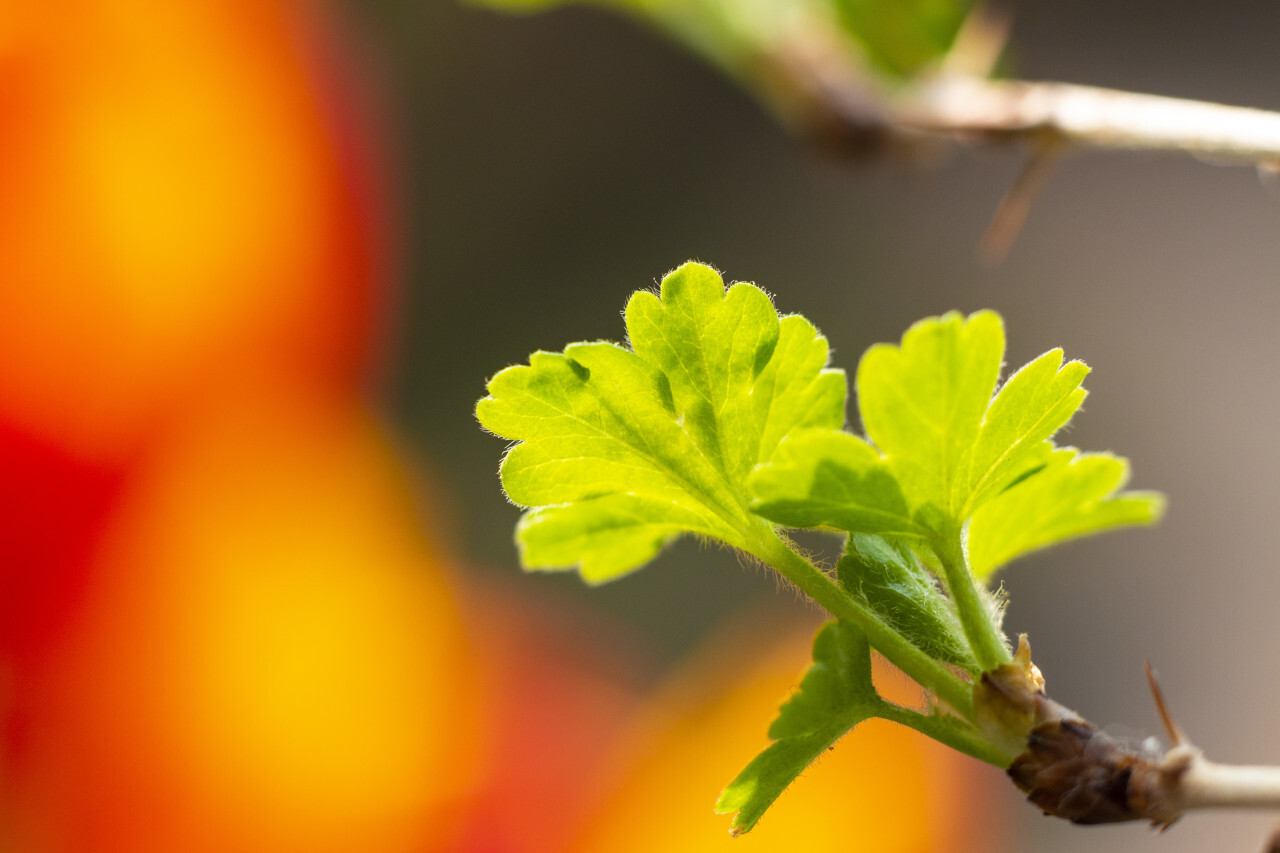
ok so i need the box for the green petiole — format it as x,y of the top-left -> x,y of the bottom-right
749,519 -> 977,720
931,523 -> 1010,672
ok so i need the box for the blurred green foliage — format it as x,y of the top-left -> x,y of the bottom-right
470,0 -> 979,82
833,0 -> 975,76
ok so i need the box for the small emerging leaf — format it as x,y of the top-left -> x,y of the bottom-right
968,448 -> 1165,578
715,620 -> 883,835
838,534 -> 975,670
477,261 -> 845,582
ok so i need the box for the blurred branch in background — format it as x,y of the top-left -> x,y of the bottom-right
475,0 -> 1280,257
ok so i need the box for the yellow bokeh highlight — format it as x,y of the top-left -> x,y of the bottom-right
42,389 -> 483,852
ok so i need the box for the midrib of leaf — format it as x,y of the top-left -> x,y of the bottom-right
877,372 -> 948,443
706,299 -> 754,450
651,297 -> 762,520
748,383 -> 771,467
877,345 -> 962,518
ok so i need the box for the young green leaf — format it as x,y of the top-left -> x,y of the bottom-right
476,261 -> 845,583
856,310 -> 1004,531
743,308 -> 1158,596
746,308 -> 1155,673
715,620 -> 884,836
856,311 -> 1089,536
968,448 -> 1165,578
837,534 -> 975,670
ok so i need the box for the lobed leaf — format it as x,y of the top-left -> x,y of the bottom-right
856,311 -> 1092,539
477,261 -> 845,582
857,311 -> 1004,529
715,620 -> 883,835
472,0 -> 984,83
968,448 -> 1165,578
743,309 -> 1158,588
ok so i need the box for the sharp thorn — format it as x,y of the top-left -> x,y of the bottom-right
1144,661 -> 1188,748
978,137 -> 1064,265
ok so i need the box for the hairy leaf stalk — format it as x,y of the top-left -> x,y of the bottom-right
752,522 -> 976,719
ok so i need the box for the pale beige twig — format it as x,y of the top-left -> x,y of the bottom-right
759,2 -> 1280,168
758,30 -> 1280,258
1175,758 -> 1280,813
898,75 -> 1280,165
978,137 -> 1065,264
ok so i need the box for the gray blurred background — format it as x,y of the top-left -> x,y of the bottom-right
364,1 -> 1280,849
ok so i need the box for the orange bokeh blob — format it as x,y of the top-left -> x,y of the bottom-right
570,612 -> 1007,852
7,390 -> 482,853
450,583 -> 649,853
0,2 -> 508,851
0,0 -> 382,459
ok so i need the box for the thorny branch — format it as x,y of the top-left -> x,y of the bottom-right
764,10 -> 1280,166
753,10 -> 1280,257
900,77 -> 1280,165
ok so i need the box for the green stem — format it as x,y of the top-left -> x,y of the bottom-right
932,523 -> 1010,671
877,702 -> 1014,767
749,521 -> 975,719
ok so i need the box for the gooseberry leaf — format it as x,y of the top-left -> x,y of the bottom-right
750,311 -> 1077,539
715,620 -> 883,836
855,310 -> 1005,530
856,311 -> 1088,535
968,448 -> 1165,578
476,261 -> 845,583
751,310 -> 1158,579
